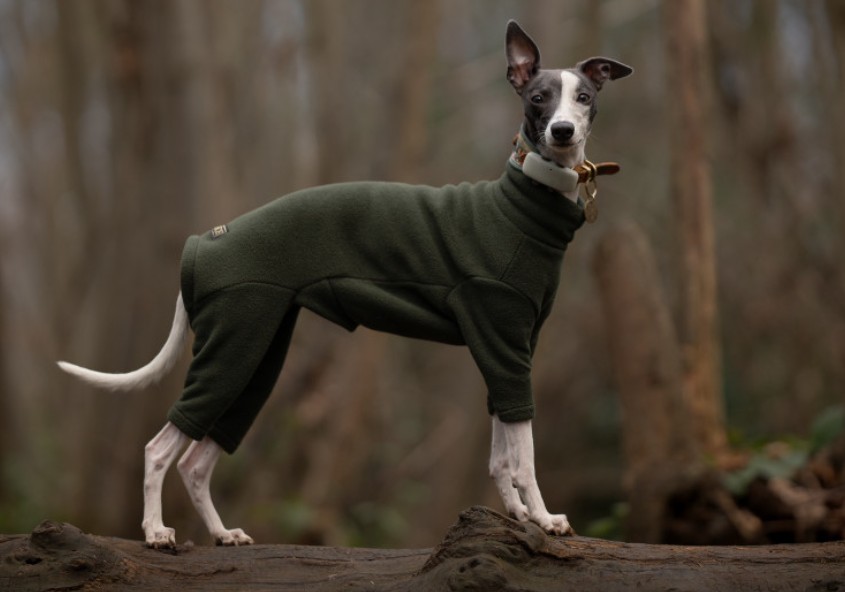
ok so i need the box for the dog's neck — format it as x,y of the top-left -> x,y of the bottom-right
509,127 -> 582,203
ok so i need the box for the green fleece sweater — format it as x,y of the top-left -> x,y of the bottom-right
180,163 -> 585,422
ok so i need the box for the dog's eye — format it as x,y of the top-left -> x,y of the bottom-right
530,94 -> 544,104
577,93 -> 592,104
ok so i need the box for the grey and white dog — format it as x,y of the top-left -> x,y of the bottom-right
58,21 -> 631,547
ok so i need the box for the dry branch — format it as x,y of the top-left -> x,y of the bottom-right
3,508 -> 845,591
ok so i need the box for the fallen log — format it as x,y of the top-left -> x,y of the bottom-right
2,507 -> 844,591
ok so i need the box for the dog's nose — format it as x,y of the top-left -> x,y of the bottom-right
550,121 -> 575,142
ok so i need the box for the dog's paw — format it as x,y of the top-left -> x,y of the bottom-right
532,512 -> 572,536
214,528 -> 254,546
145,527 -> 177,549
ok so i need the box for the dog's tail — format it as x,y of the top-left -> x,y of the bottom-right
57,292 -> 190,391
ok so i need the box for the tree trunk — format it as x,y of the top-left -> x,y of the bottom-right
824,0 -> 845,387
46,0 -> 252,537
296,330 -> 388,545
0,265 -> 6,506
391,0 -> 439,183
305,0 -> 348,184
662,0 -> 727,461
828,1 -> 845,238
593,222 -> 693,542
3,509 -> 844,592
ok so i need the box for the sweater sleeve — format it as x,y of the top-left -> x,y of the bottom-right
447,278 -> 539,422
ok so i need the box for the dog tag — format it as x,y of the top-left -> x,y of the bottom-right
584,199 -> 598,223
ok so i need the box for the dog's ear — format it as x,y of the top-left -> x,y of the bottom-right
577,57 -> 633,91
506,20 -> 541,94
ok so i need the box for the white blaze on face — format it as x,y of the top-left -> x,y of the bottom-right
544,70 -> 591,150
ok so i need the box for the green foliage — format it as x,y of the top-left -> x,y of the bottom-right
809,405 -> 845,454
266,498 -> 317,540
344,502 -> 408,548
584,502 -> 628,541
722,447 -> 808,496
722,405 -> 843,496
587,406 -> 845,539
0,459 -> 52,533
254,492 -> 416,547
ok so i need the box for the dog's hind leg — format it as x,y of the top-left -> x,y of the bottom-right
143,422 -> 189,548
177,436 -> 253,546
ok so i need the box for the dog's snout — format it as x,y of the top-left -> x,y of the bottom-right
550,122 -> 575,142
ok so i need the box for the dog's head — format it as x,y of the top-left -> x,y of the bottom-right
506,20 -> 633,168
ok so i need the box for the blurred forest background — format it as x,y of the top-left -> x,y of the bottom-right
1,0 -> 844,548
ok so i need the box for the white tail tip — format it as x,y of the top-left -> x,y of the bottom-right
57,293 -> 189,392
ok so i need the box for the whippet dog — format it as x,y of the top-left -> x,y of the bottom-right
58,21 -> 631,548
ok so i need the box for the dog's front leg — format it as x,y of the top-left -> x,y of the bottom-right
498,417 -> 572,535
489,417 -> 529,520
177,437 -> 254,546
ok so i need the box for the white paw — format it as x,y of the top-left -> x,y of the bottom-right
214,528 -> 254,546
145,526 -> 177,549
532,512 -> 572,536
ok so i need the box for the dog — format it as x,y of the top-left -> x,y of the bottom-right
58,21 -> 631,548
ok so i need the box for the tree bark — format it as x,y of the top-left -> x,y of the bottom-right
662,0 -> 727,461
296,330 -> 388,545
391,0 -> 439,183
593,222 -> 693,542
3,509 -> 844,592
828,1 -> 845,238
824,0 -> 845,386
0,259 -> 5,506
305,0 -> 348,184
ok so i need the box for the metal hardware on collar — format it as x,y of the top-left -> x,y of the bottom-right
510,130 -> 621,192
509,129 -> 621,223
575,160 -> 621,182
579,160 -> 599,223
581,159 -> 599,224
581,159 -> 597,183
581,179 -> 599,224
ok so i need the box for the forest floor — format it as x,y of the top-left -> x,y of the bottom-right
658,428 -> 845,546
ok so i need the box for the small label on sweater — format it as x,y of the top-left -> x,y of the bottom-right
211,225 -> 228,239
